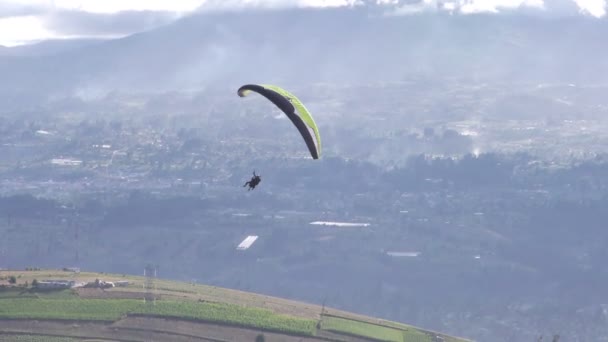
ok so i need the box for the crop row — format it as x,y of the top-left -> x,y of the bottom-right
320,316 -> 432,342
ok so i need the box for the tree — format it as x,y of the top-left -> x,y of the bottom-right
8,276 -> 16,284
255,334 -> 265,342
32,279 -> 38,287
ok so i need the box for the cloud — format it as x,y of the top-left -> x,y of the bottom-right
196,0 -> 361,11
459,0 -> 545,14
0,0 -> 200,45
385,0 -> 606,17
42,10 -> 180,36
386,0 -> 545,15
573,0 -> 606,16
52,0 -> 206,14
0,15 -> 54,46
0,1 -> 49,18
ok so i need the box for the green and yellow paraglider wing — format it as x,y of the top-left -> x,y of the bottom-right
261,84 -> 322,158
237,83 -> 321,159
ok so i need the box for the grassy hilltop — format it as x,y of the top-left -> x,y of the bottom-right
0,269 -> 471,342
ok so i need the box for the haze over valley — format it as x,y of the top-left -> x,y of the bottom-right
1,1 -> 608,341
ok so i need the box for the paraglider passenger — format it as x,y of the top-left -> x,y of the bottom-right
243,171 -> 261,190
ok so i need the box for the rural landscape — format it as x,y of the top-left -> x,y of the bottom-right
2,0 -> 608,341
0,268 -> 468,341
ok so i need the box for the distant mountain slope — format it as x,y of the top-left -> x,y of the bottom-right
0,8 -> 607,97
0,39 -> 107,57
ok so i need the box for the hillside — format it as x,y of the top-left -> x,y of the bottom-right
1,8 -> 608,97
0,269 -> 471,342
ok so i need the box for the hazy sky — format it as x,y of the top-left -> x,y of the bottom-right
0,0 -> 605,46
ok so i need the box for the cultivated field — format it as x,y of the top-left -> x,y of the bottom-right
0,269 -> 472,342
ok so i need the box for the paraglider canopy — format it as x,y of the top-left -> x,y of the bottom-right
237,84 -> 322,159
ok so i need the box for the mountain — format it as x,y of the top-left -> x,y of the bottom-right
0,7 -> 607,99
0,39 -> 107,57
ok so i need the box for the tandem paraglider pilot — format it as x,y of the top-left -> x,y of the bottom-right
237,84 -> 322,192
243,171 -> 261,191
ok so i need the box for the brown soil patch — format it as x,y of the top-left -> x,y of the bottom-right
0,317 -> 332,342
114,316 -> 331,342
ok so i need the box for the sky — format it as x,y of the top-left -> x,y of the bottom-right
0,0 -> 605,46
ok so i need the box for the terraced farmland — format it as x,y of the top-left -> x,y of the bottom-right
0,269 -> 472,342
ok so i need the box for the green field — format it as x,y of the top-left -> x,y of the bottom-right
0,298 -> 317,336
320,316 -> 432,342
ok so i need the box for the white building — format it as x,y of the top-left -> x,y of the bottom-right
36,280 -> 75,289
236,235 -> 259,250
